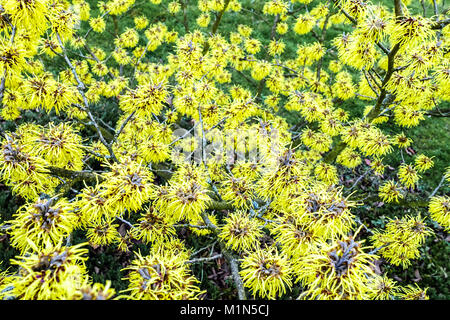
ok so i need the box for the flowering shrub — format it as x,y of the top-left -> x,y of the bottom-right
0,0 -> 449,300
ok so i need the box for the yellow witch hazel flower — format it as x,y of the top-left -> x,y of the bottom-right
338,35 -> 379,70
220,175 -> 255,209
263,0 -> 289,15
0,133 -> 58,200
71,279 -> 116,300
0,241 -> 90,300
8,197 -> 78,253
429,196 -> 450,231
101,158 -> 155,213
107,0 -> 135,16
378,180 -> 404,203
393,132 -> 412,149
131,206 -> 176,244
268,39 -> 285,56
3,0 -> 49,35
120,243 -> 204,300
89,16 -> 106,33
166,179 -> 211,222
370,157 -> 386,176
398,163 -> 420,189
250,60 -> 272,81
366,275 -> 401,300
139,138 -> 171,164
414,154 -> 434,173
119,80 -> 168,117
0,40 -> 28,78
48,5 -> 80,42
218,211 -> 263,252
393,105 -> 426,128
167,2 -> 181,14
86,217 -> 121,247
292,185 -> 356,239
276,21 -> 289,34
256,148 -> 310,200
297,235 -> 377,300
116,28 -> 139,48
24,122 -> 85,171
387,15 -> 433,51
134,16 -> 149,29
398,284 -> 429,300
445,167 -> 450,183
371,214 -> 433,268
314,162 -> 339,185
240,246 -> 293,299
294,14 -> 316,35
332,71 -> 356,100
73,184 -> 112,227
358,127 -> 393,157
196,13 -> 210,28
301,129 -> 333,153
336,147 -> 362,169
270,213 -> 322,259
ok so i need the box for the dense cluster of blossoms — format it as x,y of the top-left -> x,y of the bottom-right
0,0 -> 448,300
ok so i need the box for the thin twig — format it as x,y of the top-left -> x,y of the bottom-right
429,175 -> 447,198
55,32 -> 118,162
186,254 -> 223,264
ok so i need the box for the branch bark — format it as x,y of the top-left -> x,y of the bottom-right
197,211 -> 247,300
55,32 -> 118,162
45,166 -> 105,183
323,0 -> 404,164
202,0 -> 232,55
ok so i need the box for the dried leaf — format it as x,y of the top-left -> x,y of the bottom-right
118,223 -> 127,237
405,147 -> 416,156
373,259 -> 383,275
413,269 -> 422,282
393,275 -> 403,282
